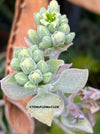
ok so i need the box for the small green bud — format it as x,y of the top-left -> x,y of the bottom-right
29,45 -> 38,53
58,23 -> 70,34
24,81 -> 37,90
40,7 -> 46,14
34,12 -> 42,25
48,23 -> 57,33
65,32 -> 75,44
27,29 -> 41,44
14,72 -> 28,86
11,58 -> 21,71
13,47 -> 21,58
59,15 -> 68,25
33,50 -> 44,63
51,31 -> 65,47
48,0 -> 60,13
37,25 -> 50,38
20,58 -> 37,74
39,36 -> 52,49
28,69 -> 43,84
43,72 -> 52,84
37,60 -> 48,74
24,37 -> 33,47
18,48 -> 32,61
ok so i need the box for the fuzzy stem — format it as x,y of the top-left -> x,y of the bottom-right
53,118 -> 75,134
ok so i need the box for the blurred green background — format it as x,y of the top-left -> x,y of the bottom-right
0,0 -> 100,134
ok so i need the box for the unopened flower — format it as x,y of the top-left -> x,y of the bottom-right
28,29 -> 41,44
28,69 -> 43,84
43,72 -> 53,84
37,60 -> 49,74
14,72 -> 28,86
33,50 -> 44,63
20,58 -> 37,74
65,32 -> 75,45
51,31 -> 65,47
39,36 -> 52,49
24,81 -> 37,90
11,58 -> 21,71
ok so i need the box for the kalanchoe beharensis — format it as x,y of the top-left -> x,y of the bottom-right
26,0 -> 75,59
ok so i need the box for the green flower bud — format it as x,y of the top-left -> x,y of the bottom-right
51,31 -> 65,47
11,58 -> 21,71
24,37 -> 33,47
59,15 -> 68,25
27,29 -> 41,44
24,81 -> 37,90
43,72 -> 52,84
14,72 -> 28,86
37,60 -> 48,74
28,69 -> 43,84
13,47 -> 21,58
40,7 -> 46,14
18,48 -> 32,61
29,45 -> 38,54
65,32 -> 75,44
58,23 -> 70,34
48,23 -> 57,33
20,58 -> 37,74
48,0 -> 60,13
34,12 -> 42,25
33,50 -> 44,63
37,25 -> 50,38
39,36 -> 52,49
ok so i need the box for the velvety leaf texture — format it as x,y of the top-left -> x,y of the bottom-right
61,114 -> 93,133
53,68 -> 89,93
26,87 -> 61,126
1,74 -> 36,100
46,60 -> 64,74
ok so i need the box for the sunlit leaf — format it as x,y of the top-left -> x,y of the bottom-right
26,86 -> 61,126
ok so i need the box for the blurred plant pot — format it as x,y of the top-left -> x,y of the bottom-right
67,0 -> 100,15
4,0 -> 49,134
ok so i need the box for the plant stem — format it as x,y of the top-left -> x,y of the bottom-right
53,118 -> 75,134
0,99 -> 4,106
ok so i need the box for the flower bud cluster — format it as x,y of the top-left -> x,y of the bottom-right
11,46 -> 53,89
27,0 -> 75,50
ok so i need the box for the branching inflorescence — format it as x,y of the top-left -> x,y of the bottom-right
0,0 -> 100,133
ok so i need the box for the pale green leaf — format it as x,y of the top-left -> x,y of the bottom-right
53,97 -> 64,117
26,86 -> 61,126
61,115 -> 93,133
53,69 -> 88,93
46,60 -> 64,74
1,74 -> 36,100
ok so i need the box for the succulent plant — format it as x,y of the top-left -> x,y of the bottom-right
26,0 -> 75,59
10,45 -> 63,90
0,0 -> 100,133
